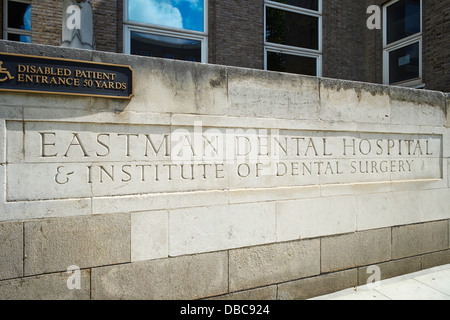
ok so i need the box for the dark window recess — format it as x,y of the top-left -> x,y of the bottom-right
130,31 -> 201,62
267,51 -> 317,76
389,41 -> 420,84
266,6 -> 319,50
269,0 -> 319,11
8,1 -> 31,30
387,0 -> 420,44
7,33 -> 31,43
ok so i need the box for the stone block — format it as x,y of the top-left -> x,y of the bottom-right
229,239 -> 320,292
131,210 -> 168,262
0,222 -> 23,280
356,191 -> 421,231
356,256 -> 422,286
392,220 -> 449,259
276,196 -> 356,242
277,269 -> 357,300
419,189 -> 450,222
24,214 -> 130,276
227,68 -> 320,120
0,270 -> 90,300
421,249 -> 450,270
92,51 -> 228,116
389,87 -> 446,126
319,78 -> 390,124
91,251 -> 228,300
169,202 -> 276,256
321,228 -> 391,273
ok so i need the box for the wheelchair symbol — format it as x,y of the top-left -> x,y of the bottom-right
0,61 -> 14,82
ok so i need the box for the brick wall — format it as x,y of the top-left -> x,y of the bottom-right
31,0 -> 63,46
423,0 -> 450,92
208,0 -> 264,69
322,0 -> 367,82
28,0 -> 120,52
364,0 -> 384,85
91,0 -> 120,53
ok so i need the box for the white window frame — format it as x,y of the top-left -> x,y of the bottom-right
264,0 -> 322,76
383,0 -> 423,88
3,0 -> 32,42
123,0 -> 208,63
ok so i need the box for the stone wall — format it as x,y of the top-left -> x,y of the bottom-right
0,41 -> 449,300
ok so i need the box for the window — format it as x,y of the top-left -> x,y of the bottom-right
383,0 -> 422,87
264,0 -> 322,76
3,0 -> 32,43
124,0 -> 207,63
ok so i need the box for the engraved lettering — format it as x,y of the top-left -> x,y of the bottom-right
96,133 -> 110,157
63,133 -> 89,157
40,132 -> 58,157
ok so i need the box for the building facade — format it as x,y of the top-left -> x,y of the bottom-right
1,0 -> 448,92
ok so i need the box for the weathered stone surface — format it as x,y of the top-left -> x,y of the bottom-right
0,270 -> 90,300
0,222 -> 23,280
229,239 -> 320,292
210,286 -> 277,300
93,50 -> 228,116
131,210 -> 168,262
389,87 -> 446,126
24,214 -> 130,276
320,78 -> 391,124
421,249 -> 450,270
91,251 -> 228,300
276,196 -> 356,241
321,228 -> 392,273
356,191 -> 422,231
356,256 -> 422,286
169,202 -> 276,256
228,68 -> 319,120
277,269 -> 357,300
419,189 -> 450,222
392,220 -> 449,259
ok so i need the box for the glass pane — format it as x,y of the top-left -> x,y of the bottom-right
7,33 -> 31,43
389,42 -> 420,84
128,0 -> 204,32
269,0 -> 319,11
267,51 -> 317,76
131,31 -> 202,62
266,6 -> 319,50
387,0 -> 420,44
8,1 -> 31,30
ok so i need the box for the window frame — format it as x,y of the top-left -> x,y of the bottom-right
123,0 -> 208,63
383,0 -> 423,88
3,0 -> 32,42
264,0 -> 322,76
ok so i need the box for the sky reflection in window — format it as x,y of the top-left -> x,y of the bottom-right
128,0 -> 204,32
